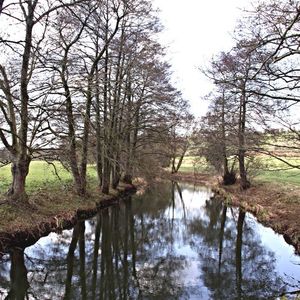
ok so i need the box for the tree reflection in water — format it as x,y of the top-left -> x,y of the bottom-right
188,197 -> 288,299
4,248 -> 29,300
0,182 -> 299,299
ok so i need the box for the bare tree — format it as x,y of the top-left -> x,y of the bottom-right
0,0 -> 192,199
0,1 -> 47,200
0,0 -> 88,201
43,0 -> 128,195
169,115 -> 194,174
240,0 -> 300,169
199,91 -> 237,184
203,40 -> 272,189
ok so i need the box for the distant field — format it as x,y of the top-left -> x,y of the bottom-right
1,155 -> 299,194
256,156 -> 300,186
172,156 -> 215,174
0,161 -> 98,193
177,155 -> 300,186
257,169 -> 300,186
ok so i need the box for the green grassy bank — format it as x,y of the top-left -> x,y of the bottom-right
0,161 -> 98,194
0,161 -> 135,246
174,155 -> 300,186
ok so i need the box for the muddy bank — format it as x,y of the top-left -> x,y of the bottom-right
168,171 -> 300,254
0,184 -> 136,255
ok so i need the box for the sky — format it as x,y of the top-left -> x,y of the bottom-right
0,0 -> 250,118
152,0 -> 250,118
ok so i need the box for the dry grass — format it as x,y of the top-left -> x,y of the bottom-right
217,182 -> 300,253
0,161 -> 137,253
0,161 -> 118,234
0,184 -> 132,253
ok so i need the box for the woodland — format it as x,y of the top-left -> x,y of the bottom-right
1,2 -> 300,299
0,0 -> 299,206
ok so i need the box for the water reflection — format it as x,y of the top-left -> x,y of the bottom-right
4,248 -> 29,299
188,197 -> 286,299
0,182 -> 299,299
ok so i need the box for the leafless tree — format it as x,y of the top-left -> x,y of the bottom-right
0,0 -> 89,201
203,40 -> 273,189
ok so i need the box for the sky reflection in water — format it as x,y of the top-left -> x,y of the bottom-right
0,181 -> 299,299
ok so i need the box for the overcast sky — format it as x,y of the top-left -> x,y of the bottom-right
0,0 -> 250,118
152,0 -> 250,118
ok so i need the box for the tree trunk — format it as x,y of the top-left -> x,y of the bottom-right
239,150 -> 249,189
102,158 -> 110,194
175,152 -> 185,173
8,155 -> 31,201
238,88 -> 250,190
123,128 -> 133,184
96,131 -> 103,188
101,21 -> 110,195
64,93 -> 84,195
110,28 -> 124,191
112,157 -> 121,189
79,81 -> 93,196
95,64 -> 103,188
171,156 -> 176,174
61,45 -> 85,196
172,146 -> 188,174
221,95 -> 230,178
123,96 -> 140,183
123,173 -> 132,185
221,93 -> 236,185
7,1 -> 36,202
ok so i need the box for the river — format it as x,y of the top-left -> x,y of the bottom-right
0,181 -> 299,299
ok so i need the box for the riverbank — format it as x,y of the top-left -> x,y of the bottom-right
168,171 -> 300,254
0,169 -> 299,255
0,183 -> 136,254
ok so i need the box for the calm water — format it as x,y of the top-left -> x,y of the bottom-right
0,182 -> 299,299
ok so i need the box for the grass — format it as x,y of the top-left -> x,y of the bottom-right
257,168 -> 300,186
176,155 -> 300,186
255,156 -> 300,186
2,155 -> 298,192
0,156 -> 298,231
172,156 -> 213,174
0,161 -> 132,235
0,161 -> 98,194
